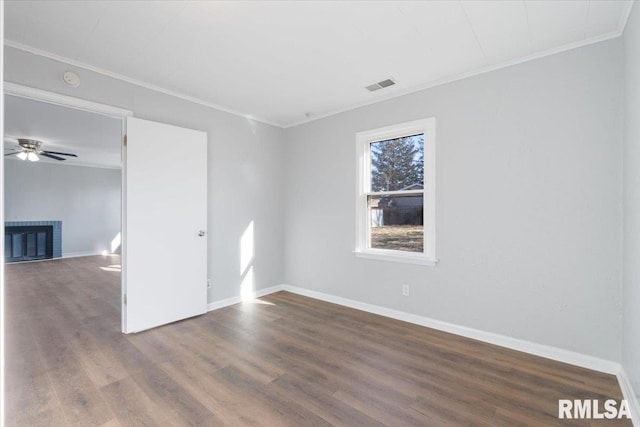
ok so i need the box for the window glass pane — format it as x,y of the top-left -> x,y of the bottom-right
369,193 -> 423,252
370,134 -> 424,192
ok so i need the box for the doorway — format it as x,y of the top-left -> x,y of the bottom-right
3,85 -> 129,330
3,83 -> 210,334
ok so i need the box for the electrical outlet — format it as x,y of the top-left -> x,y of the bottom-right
207,279 -> 212,289
402,284 -> 410,296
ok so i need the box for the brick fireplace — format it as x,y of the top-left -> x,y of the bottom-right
4,221 -> 62,262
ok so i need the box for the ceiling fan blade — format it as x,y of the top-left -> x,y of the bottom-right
43,150 -> 77,157
41,153 -> 67,161
4,151 -> 19,156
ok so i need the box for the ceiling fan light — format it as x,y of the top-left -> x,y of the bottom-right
16,152 -> 28,160
27,152 -> 39,162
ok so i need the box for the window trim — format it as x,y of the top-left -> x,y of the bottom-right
355,117 -> 437,266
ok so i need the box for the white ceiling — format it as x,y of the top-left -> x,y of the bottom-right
5,1 -> 635,128
4,95 -> 122,169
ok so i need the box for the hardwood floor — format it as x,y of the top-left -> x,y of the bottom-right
4,255 -> 632,426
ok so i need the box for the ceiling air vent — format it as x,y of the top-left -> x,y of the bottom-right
365,78 -> 396,92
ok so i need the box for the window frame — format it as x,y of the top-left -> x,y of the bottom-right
355,118 -> 437,266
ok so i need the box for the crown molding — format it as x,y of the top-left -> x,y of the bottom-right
284,30 -> 624,128
4,81 -> 133,119
619,1 -> 635,35
4,40 -> 284,129
6,20 -> 628,130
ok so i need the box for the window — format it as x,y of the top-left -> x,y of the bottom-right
355,118 -> 436,265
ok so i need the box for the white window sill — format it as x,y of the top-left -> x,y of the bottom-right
354,250 -> 438,266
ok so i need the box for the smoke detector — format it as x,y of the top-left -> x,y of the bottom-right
62,71 -> 80,87
365,78 -> 396,92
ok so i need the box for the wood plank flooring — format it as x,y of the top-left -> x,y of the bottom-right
4,255 -> 632,426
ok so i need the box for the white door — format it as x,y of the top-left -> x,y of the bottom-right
123,117 -> 207,333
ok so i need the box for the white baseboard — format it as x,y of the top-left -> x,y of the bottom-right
206,283 -> 635,422
206,283 -> 620,374
7,251 -> 112,264
62,250 -> 108,259
277,285 -> 620,375
206,285 -> 284,312
618,368 -> 640,426
207,295 -> 241,312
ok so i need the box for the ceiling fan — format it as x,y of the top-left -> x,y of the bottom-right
4,138 -> 78,162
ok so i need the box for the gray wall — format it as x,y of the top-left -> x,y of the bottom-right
623,4 -> 640,404
4,160 -> 121,257
6,31 -> 631,368
4,46 -> 285,304
284,39 -> 623,361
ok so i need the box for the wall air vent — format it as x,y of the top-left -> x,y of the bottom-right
365,78 -> 396,92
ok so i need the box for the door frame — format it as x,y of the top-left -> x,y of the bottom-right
3,82 -> 133,332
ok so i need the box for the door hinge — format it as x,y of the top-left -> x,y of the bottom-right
124,134 -> 127,147
124,293 -> 127,305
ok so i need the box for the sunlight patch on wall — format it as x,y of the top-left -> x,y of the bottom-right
111,232 -> 121,253
240,221 -> 254,275
240,220 -> 255,301
241,266 -> 254,301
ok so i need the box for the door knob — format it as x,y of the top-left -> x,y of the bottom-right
198,230 -> 206,237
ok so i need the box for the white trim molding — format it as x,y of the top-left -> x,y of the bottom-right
206,285 -> 284,312
208,283 -> 621,375
284,31 -> 628,128
619,1 -> 636,35
4,40 -> 280,128
355,118 -> 437,266
618,368 -> 640,426
3,252 -> 118,264
206,282 -> 637,422
4,81 -> 133,118
354,250 -> 437,266
5,24 -> 631,130
62,250 -> 109,259
279,285 -> 620,374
